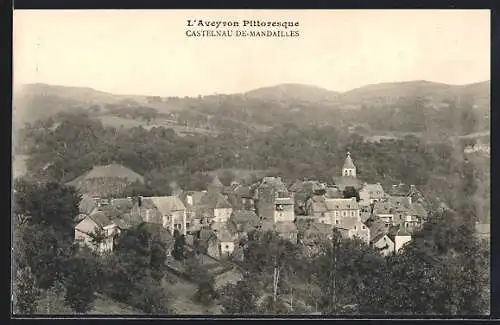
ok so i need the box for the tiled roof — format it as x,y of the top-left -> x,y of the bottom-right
230,210 -> 259,227
325,198 -> 359,211
360,211 -> 371,223
260,177 -> 288,193
79,195 -> 97,215
325,187 -> 343,199
68,164 -> 144,185
146,196 -> 186,214
343,153 -> 356,169
332,176 -> 363,188
371,233 -> 393,244
360,183 -> 385,198
388,196 -> 412,209
199,190 -> 233,209
372,201 -> 395,215
112,212 -> 143,229
88,211 -> 113,227
410,203 -> 427,217
306,222 -> 332,236
208,175 -> 224,188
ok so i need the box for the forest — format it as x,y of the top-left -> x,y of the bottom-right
16,110 -> 488,215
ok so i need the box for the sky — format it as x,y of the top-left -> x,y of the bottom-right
13,10 -> 490,97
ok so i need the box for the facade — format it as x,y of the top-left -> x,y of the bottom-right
336,217 -> 370,243
274,197 -> 295,222
197,190 -> 234,223
144,196 -> 187,235
371,234 -> 395,256
359,183 -> 386,205
74,213 -> 120,253
393,229 -> 412,252
255,177 -> 292,222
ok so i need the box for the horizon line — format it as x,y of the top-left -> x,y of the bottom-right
13,78 -> 491,98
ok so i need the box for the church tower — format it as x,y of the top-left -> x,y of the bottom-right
342,152 -> 357,177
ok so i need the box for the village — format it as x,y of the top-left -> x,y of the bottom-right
73,152 -> 430,263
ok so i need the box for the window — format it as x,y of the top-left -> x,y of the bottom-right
225,245 -> 229,249
362,225 -> 366,230
354,225 -> 357,230
343,212 -> 346,217
347,204 -> 351,208
350,211 -> 354,217
335,220 -> 339,224
186,222 -> 190,228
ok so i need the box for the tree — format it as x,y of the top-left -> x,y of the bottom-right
129,276 -> 169,314
14,180 -> 80,240
243,231 -> 301,303
219,279 -> 258,314
342,186 -> 360,201
13,267 -> 40,314
172,233 -> 186,260
63,256 -> 97,313
88,227 -> 107,251
313,231 -> 386,315
184,254 -> 216,305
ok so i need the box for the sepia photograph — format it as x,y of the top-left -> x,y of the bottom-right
12,9 -> 490,317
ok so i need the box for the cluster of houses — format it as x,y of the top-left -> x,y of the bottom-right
73,152 -> 429,259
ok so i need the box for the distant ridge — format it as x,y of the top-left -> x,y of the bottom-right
244,83 -> 339,103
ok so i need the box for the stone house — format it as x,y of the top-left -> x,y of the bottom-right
372,201 -> 395,225
335,217 -> 370,243
254,176 -> 290,222
274,197 -> 295,222
359,182 -> 386,206
227,210 -> 260,237
389,228 -> 412,253
74,210 -> 141,254
306,197 -> 360,225
141,196 -> 187,235
371,233 -> 395,256
197,190 -> 233,223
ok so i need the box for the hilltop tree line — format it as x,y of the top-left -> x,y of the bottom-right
18,111 -> 488,214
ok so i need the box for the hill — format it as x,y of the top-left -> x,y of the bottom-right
13,80 -> 490,139
244,83 -> 339,104
335,80 -> 490,110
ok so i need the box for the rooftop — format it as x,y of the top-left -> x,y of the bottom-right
343,152 -> 356,169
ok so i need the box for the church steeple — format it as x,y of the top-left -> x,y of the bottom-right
342,151 -> 357,177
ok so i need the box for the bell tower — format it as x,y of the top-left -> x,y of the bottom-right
342,152 -> 357,177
